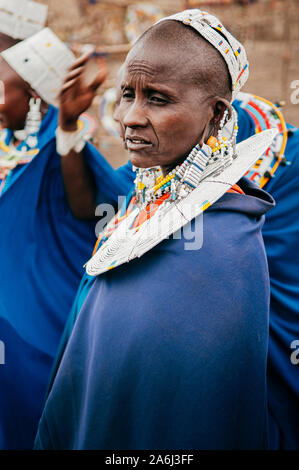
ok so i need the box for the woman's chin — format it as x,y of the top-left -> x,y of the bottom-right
130,154 -> 157,169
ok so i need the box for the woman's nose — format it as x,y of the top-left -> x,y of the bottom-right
123,100 -> 148,128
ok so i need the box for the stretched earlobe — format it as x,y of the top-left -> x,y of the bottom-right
28,89 -> 40,100
200,99 -> 232,146
217,100 -> 233,124
212,98 -> 232,133
199,120 -> 214,146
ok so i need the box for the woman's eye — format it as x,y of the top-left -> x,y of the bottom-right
149,95 -> 167,104
122,90 -> 134,100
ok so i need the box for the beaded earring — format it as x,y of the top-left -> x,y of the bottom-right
24,97 -> 42,149
14,97 -> 42,148
208,107 -> 239,175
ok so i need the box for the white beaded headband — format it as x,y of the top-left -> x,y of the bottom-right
1,28 -> 75,105
156,9 -> 249,101
0,0 -> 48,40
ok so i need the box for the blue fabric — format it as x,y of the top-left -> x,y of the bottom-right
234,101 -> 299,449
262,128 -> 299,450
0,106 -> 134,449
46,185 -> 136,395
0,108 -> 56,194
34,178 -> 274,450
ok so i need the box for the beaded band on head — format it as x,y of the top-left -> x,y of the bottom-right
1,28 -> 75,106
155,9 -> 249,102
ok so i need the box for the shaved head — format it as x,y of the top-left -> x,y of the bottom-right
134,20 -> 232,101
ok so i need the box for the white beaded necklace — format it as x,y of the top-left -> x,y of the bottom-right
86,127 -> 278,277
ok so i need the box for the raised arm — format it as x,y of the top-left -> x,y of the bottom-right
58,53 -> 107,220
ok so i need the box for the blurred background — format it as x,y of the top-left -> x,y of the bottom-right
36,0 -> 299,167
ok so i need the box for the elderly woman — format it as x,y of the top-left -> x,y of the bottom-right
35,10 -> 275,450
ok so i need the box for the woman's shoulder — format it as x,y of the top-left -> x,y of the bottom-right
209,177 -> 275,218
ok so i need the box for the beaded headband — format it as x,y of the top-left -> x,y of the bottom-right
1,28 -> 75,105
0,0 -> 48,40
156,9 -> 249,101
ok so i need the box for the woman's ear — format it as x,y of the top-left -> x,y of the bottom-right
28,89 -> 39,99
210,97 -> 232,137
199,97 -> 232,146
27,89 -> 48,115
199,119 -> 214,147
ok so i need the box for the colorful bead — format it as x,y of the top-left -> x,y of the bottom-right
207,136 -> 218,149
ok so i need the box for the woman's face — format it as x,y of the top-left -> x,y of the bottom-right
0,58 -> 30,131
118,41 -> 215,173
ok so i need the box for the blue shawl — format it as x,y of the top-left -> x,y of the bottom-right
0,106 -> 133,449
34,178 -> 274,450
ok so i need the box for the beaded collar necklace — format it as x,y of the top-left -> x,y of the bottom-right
85,126 -> 277,277
233,92 -> 288,188
0,131 -> 39,168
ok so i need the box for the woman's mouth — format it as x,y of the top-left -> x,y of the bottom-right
125,137 -> 153,151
